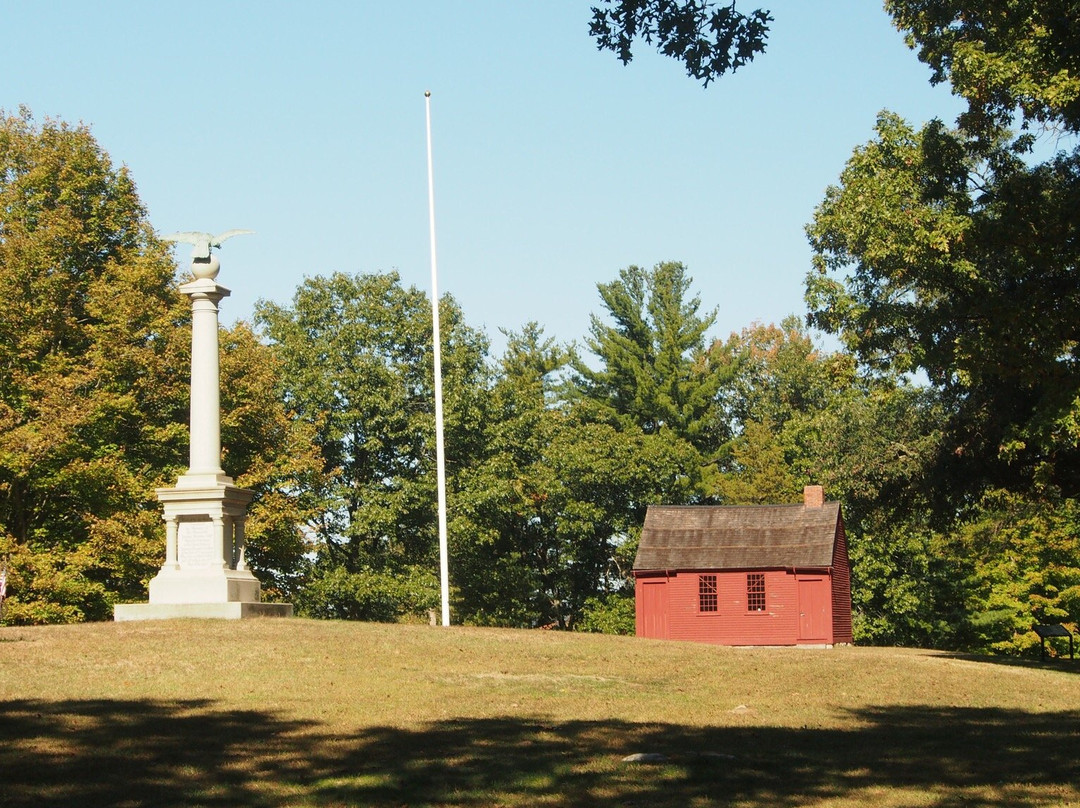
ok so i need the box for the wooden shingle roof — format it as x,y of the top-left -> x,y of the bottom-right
634,502 -> 842,571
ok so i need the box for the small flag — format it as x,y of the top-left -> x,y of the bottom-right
0,567 -> 6,602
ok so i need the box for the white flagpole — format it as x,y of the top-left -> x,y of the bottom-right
425,90 -> 451,627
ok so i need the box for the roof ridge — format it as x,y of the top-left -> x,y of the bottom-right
647,502 -> 840,509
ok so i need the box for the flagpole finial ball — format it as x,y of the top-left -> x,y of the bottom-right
425,90 -> 431,97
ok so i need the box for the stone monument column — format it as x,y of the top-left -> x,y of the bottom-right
114,231 -> 292,621
185,274 -> 227,482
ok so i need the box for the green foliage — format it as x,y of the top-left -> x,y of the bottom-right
807,111 -> 1080,501
886,0 -> 1080,138
711,418 -> 800,505
256,272 -> 489,578
845,525 -> 961,648
799,382 -> 944,524
717,317 -> 843,431
709,318 -> 841,504
575,592 -> 636,635
454,323 -> 702,629
589,0 -> 772,86
949,491 -> 1080,656
800,4 -> 1080,651
576,261 -> 730,454
257,271 -> 490,622
0,109 -> 188,623
0,537 -> 110,624
295,564 -> 439,622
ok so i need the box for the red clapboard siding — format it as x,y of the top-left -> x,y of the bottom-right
637,570 -> 820,645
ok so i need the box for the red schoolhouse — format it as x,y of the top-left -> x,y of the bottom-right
634,486 -> 853,646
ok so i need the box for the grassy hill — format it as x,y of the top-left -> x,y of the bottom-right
1,618 -> 1078,807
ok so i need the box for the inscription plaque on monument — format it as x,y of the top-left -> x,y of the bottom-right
177,520 -> 217,568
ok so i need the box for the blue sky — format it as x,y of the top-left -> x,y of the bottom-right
4,2 -> 965,356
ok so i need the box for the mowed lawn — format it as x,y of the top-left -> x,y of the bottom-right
1,619 -> 1078,807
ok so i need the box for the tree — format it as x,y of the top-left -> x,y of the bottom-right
707,318 -> 846,504
453,324 -> 700,628
575,261 -> 730,454
256,271 -> 489,620
792,2 -> 1080,649
948,490 -> 1080,656
0,109 -> 189,622
589,0 -> 772,85
590,1 -> 1080,120
803,4 -> 1080,502
804,381 -> 956,647
807,112 -> 1080,502
886,0 -> 1080,139
714,317 -> 844,431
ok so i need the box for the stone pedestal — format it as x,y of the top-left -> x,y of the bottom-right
114,247 -> 291,621
117,479 -> 291,619
113,478 -> 293,620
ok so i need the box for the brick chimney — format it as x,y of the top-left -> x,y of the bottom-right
803,485 -> 824,508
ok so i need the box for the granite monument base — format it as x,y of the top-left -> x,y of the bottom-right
112,479 -> 292,622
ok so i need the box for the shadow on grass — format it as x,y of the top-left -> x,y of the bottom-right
931,650 -> 1080,675
1,699 -> 1077,807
